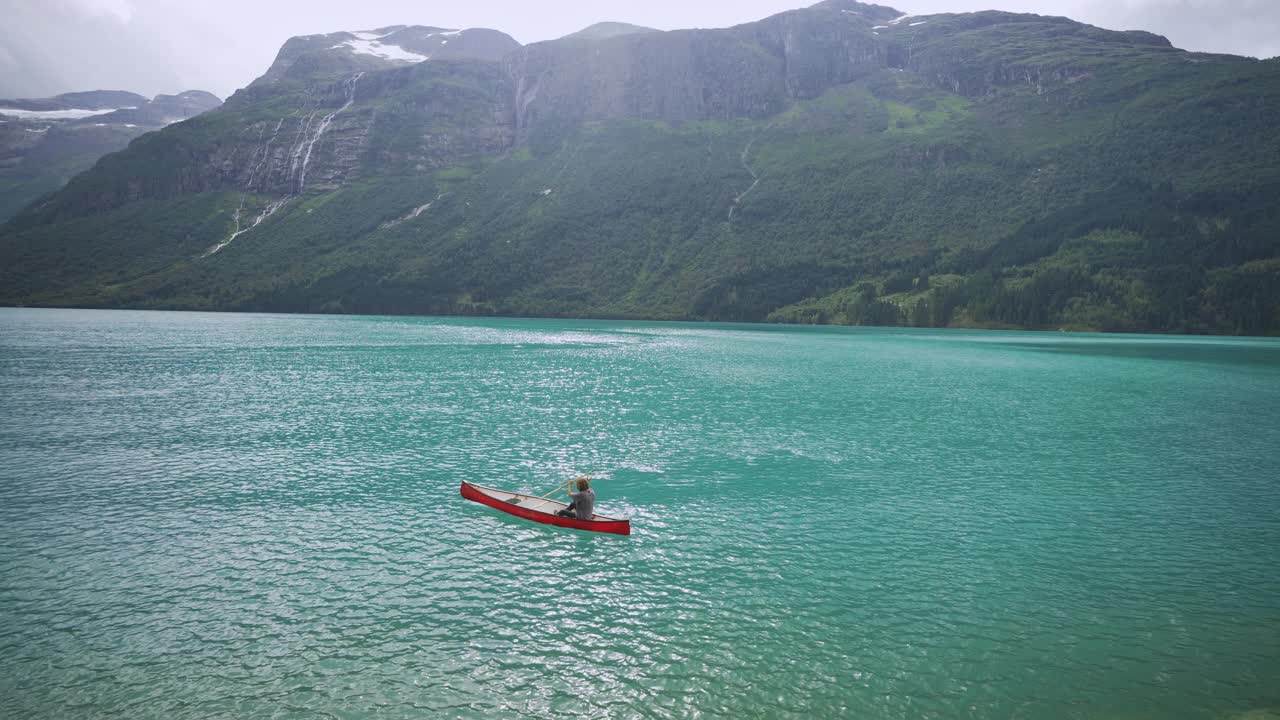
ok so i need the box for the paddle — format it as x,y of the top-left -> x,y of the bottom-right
528,474 -> 604,514
532,471 -> 586,491
537,477 -> 574,498
526,478 -> 577,512
536,473 -> 599,499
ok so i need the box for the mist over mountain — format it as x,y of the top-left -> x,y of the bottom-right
1,0 -> 1277,334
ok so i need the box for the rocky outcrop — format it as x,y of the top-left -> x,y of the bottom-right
506,29 -> 789,137
505,0 -> 896,141
221,60 -> 514,196
881,11 -> 1180,98
743,1 -> 894,98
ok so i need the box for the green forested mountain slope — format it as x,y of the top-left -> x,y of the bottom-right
2,0 -> 1277,334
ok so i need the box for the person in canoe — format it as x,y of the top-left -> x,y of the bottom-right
556,476 -> 595,520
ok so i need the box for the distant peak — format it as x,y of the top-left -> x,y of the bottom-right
563,22 -> 659,41
811,0 -> 903,20
167,90 -> 222,102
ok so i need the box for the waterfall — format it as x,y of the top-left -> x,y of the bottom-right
298,72 -> 363,192
285,110 -> 319,188
380,192 -> 448,230
728,137 -> 760,221
207,118 -> 287,256
244,118 -> 285,194
206,198 -> 288,256
207,73 -> 364,257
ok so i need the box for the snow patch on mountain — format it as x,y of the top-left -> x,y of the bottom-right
0,107 -> 135,120
333,33 -> 431,62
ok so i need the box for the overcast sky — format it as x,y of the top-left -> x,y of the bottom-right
2,0 -> 1277,101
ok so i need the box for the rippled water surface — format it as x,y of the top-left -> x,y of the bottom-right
2,308 -> 1279,719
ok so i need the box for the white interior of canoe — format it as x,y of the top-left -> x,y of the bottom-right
471,484 -> 618,522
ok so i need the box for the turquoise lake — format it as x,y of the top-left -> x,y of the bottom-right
1,308 -> 1278,719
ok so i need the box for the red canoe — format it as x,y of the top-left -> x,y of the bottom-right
460,481 -> 631,536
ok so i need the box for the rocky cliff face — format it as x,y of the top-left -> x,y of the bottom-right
506,29 -> 788,138
506,0 -> 900,140
879,11 -> 1180,99
222,60 -> 515,197
747,1 -> 899,98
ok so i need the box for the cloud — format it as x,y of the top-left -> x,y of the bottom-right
0,0 -> 179,98
1075,0 -> 1280,57
55,0 -> 134,22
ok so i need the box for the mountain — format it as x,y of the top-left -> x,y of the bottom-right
0,89 -> 221,221
563,23 -> 660,41
256,26 -> 520,85
1,0 -> 1277,335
